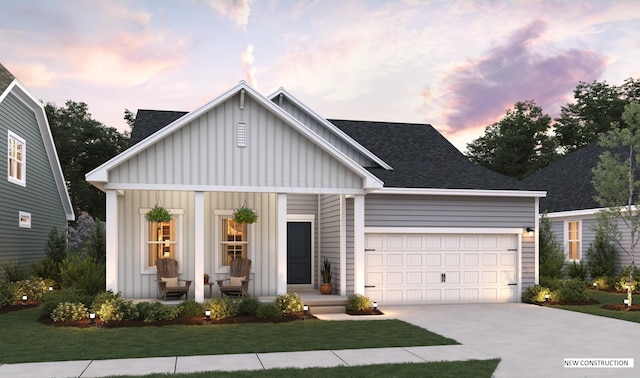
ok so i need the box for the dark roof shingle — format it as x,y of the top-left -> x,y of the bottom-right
0,63 -> 16,94
128,109 -> 187,147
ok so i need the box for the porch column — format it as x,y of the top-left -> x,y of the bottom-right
105,189 -> 118,293
339,195 -> 347,296
194,191 -> 204,302
277,193 -> 287,294
353,194 -> 365,295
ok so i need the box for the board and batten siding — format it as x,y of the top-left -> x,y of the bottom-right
0,93 -> 67,270
319,194 -> 342,292
116,190 -> 279,298
108,96 -> 364,191
276,97 -> 377,168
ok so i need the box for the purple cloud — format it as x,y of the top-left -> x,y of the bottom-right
441,20 -> 608,134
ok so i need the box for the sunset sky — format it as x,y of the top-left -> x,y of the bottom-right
2,0 -> 639,152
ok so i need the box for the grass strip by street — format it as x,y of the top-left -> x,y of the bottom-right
550,290 -> 640,323
109,359 -> 501,378
0,307 -> 458,364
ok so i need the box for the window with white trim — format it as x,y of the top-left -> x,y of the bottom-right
7,131 -> 26,186
214,210 -> 251,271
140,209 -> 183,273
19,211 -> 31,228
566,221 -> 581,260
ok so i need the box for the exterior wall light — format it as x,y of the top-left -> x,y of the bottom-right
525,227 -> 534,236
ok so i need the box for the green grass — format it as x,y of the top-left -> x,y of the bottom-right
550,290 -> 640,323
112,359 -> 500,378
0,307 -> 458,364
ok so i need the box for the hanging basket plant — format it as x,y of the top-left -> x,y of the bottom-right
233,205 -> 259,224
145,205 -> 172,223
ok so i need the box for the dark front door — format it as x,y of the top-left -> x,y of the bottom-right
287,222 -> 312,284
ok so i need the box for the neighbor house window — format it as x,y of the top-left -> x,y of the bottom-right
567,221 -> 581,260
215,210 -> 250,270
7,131 -> 26,186
140,209 -> 183,273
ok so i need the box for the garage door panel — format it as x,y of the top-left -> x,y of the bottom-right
426,290 -> 441,302
387,272 -> 403,285
407,271 -> 422,284
464,271 -> 479,284
387,254 -> 403,267
445,254 -> 460,266
464,253 -> 479,266
406,254 -> 422,266
406,290 -> 423,302
445,271 -> 460,284
482,253 -> 498,266
444,236 -> 460,249
386,290 -> 403,302
366,272 -> 383,285
482,271 -> 498,284
387,236 -> 403,249
464,288 -> 479,301
445,289 -> 460,301
426,254 -> 441,266
426,271 -> 441,284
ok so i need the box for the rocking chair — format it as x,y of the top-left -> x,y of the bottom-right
156,258 -> 192,300
217,258 -> 252,298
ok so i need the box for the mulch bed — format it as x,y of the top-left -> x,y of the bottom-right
601,304 -> 640,311
0,302 -> 39,314
346,309 -> 384,315
533,300 -> 600,306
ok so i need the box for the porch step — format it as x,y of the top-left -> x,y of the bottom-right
302,298 -> 347,315
308,304 -> 346,314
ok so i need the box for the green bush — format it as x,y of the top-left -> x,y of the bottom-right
40,288 -> 94,318
204,298 -> 237,320
13,277 -> 48,302
585,229 -> 616,279
346,293 -> 373,311
175,300 -> 205,318
89,291 -> 121,313
615,266 -> 640,294
553,279 -> 589,302
539,213 -> 565,278
523,285 -> 552,303
97,297 -> 138,321
256,303 -> 282,319
0,262 -> 27,282
592,276 -> 615,291
60,256 -> 105,295
45,227 -> 68,264
31,257 -> 62,286
539,276 -> 563,291
136,301 -> 176,322
51,302 -> 88,322
274,292 -> 303,314
0,281 -> 16,308
564,260 -> 587,281
237,296 -> 261,316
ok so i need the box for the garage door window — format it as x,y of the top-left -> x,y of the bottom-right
566,221 -> 581,260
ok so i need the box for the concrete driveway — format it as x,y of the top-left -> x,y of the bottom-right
383,303 -> 640,377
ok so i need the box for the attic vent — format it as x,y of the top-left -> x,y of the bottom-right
237,122 -> 247,147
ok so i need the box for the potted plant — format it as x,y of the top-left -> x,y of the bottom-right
145,205 -> 172,223
233,205 -> 259,224
204,273 -> 209,284
320,258 -> 333,295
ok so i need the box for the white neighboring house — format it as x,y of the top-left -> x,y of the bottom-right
86,82 -> 544,304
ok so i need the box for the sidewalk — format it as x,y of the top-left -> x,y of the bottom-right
0,345 -> 495,378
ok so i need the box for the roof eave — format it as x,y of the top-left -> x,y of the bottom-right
373,187 -> 547,198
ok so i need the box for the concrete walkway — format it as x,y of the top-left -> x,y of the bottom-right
1,303 -> 639,377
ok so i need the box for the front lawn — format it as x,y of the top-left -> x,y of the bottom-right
550,290 -> 640,323
0,307 -> 458,364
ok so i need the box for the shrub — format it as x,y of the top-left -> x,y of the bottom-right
539,276 -> 563,291
31,258 -> 62,286
274,292 -> 303,314
585,229 -> 616,279
60,256 -> 105,295
553,279 -> 589,302
564,260 -> 587,281
45,227 -> 68,264
204,298 -> 237,320
14,277 -> 48,302
1,262 -> 27,282
175,300 -> 205,318
592,276 -> 615,291
237,296 -> 261,316
346,294 -> 373,311
0,281 -> 16,308
97,297 -> 138,321
136,301 -> 175,322
523,284 -> 552,303
40,288 -> 94,318
539,213 -> 565,278
51,302 -> 88,322
256,303 -> 282,319
89,291 -> 121,313
615,266 -> 640,294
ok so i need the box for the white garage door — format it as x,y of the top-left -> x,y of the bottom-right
364,234 -> 518,304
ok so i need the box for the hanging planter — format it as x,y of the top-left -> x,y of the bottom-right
233,205 -> 259,224
145,205 -> 172,223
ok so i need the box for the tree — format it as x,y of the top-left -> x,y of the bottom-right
467,100 -> 558,179
45,101 -> 129,219
539,213 -> 565,279
585,225 -> 617,279
592,101 -> 640,308
555,79 -> 640,153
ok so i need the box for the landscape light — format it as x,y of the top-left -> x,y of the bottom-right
624,299 -> 629,306
544,294 -> 550,302
89,312 -> 96,325
373,301 -> 378,310
592,282 -> 597,288
205,310 -> 211,321
303,305 -> 309,315
49,286 -> 54,291
22,294 -> 27,305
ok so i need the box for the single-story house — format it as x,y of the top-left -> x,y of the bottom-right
0,63 -> 75,272
86,81 -> 544,304
523,142 -> 634,270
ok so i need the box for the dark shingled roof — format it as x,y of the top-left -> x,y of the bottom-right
0,63 -> 16,94
128,109 -> 187,147
129,110 -> 533,190
522,141 -> 634,213
330,120 -> 528,190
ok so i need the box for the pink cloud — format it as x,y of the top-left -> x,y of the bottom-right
241,44 -> 257,88
203,0 -> 252,27
440,20 -> 608,135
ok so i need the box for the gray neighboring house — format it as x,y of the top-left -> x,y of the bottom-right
0,63 -> 75,273
87,82 -> 544,304
522,142 -> 633,271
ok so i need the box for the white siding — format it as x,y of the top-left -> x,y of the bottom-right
319,194 -> 342,292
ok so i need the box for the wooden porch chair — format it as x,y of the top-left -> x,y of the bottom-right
156,258 -> 192,300
217,258 -> 252,298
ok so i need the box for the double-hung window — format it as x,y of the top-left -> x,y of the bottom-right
566,221 -> 581,260
215,210 -> 250,271
7,131 -> 26,186
140,209 -> 183,273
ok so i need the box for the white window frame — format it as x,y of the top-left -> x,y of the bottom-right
7,131 -> 26,186
139,208 -> 184,274
214,209 -> 253,274
565,220 -> 582,261
19,211 -> 31,228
